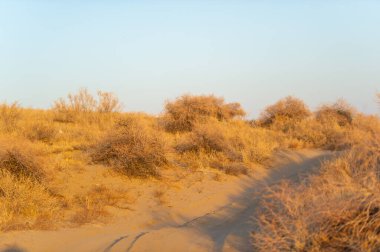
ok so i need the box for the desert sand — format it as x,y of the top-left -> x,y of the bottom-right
0,149 -> 333,252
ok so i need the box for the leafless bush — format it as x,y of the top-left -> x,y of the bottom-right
97,91 -> 122,113
53,88 -> 122,122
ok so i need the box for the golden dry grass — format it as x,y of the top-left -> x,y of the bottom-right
71,185 -> 129,225
174,119 -> 279,175
0,170 -> 60,231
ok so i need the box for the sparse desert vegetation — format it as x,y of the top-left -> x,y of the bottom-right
252,96 -> 380,251
0,89 -> 379,251
2,1 -> 379,250
252,141 -> 380,251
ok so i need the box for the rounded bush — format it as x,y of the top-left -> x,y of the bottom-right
162,94 -> 245,132
91,116 -> 168,178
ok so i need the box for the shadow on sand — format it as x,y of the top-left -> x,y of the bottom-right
124,150 -> 335,252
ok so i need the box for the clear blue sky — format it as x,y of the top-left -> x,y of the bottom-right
1,0 -> 379,117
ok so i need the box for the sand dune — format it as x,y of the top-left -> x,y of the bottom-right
0,149 -> 333,252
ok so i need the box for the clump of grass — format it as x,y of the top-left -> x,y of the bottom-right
71,185 -> 126,225
211,162 -> 248,176
0,102 -> 22,132
252,141 -> 380,251
0,169 -> 59,231
162,94 -> 245,132
0,137 -> 46,182
91,116 -> 168,178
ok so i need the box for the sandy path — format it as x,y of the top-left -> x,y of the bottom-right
0,150 -> 333,252
127,150 -> 333,252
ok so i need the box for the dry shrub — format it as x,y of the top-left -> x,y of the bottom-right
211,162 -> 249,176
162,94 -> 245,132
259,96 -> 311,127
0,137 -> 46,182
91,116 -> 168,178
258,97 -> 333,150
53,88 -> 122,123
265,117 -> 325,149
267,98 -> 380,151
352,114 -> 380,135
175,120 -> 279,174
316,99 -> 355,127
281,119 -> 327,148
277,118 -> 346,150
253,142 -> 380,251
53,88 -> 96,123
23,121 -> 58,143
0,170 -> 59,231
319,113 -> 380,151
0,102 -> 22,132
97,91 -> 122,113
71,185 -> 126,225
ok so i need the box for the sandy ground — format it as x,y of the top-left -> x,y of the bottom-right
0,149 -> 333,252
